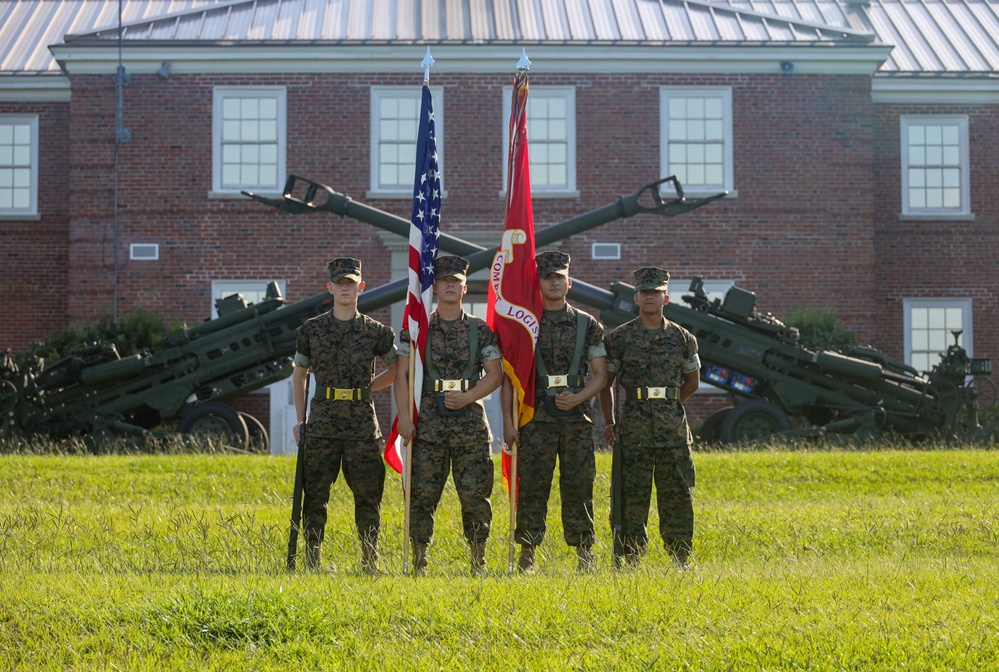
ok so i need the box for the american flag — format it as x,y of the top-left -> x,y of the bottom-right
385,84 -> 441,474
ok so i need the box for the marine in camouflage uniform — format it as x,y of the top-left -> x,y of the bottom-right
292,258 -> 397,573
394,256 -> 504,575
502,250 -> 607,572
600,267 -> 700,568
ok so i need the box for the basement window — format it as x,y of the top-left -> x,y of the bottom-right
130,244 -> 159,260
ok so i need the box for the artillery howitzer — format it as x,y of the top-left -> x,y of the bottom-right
1,176 -> 721,449
573,277 -> 997,444
274,179 -> 996,445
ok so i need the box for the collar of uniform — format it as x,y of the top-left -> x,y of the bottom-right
641,315 -> 667,331
328,309 -> 362,326
430,309 -> 468,329
542,303 -> 575,324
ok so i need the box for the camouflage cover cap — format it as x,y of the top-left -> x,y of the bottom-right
634,266 -> 670,291
536,250 -> 571,277
434,255 -> 469,281
327,257 -> 363,283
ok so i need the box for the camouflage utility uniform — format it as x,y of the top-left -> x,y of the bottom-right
401,311 -> 501,548
604,315 -> 699,563
294,310 -> 396,563
516,304 -> 604,551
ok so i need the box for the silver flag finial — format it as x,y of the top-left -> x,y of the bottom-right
422,47 -> 435,83
517,48 -> 531,71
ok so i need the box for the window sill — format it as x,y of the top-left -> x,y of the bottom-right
497,190 -> 580,200
898,212 -> 975,222
208,190 -> 283,200
0,213 -> 41,221
682,189 -> 737,200
366,190 -> 449,200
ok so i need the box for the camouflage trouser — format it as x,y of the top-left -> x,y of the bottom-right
302,436 -> 385,545
614,441 -> 694,557
410,436 -> 493,545
515,420 -> 596,548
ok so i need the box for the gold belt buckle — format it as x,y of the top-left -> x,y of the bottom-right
333,388 -> 354,401
646,386 -> 667,399
440,379 -> 463,392
547,375 -> 568,388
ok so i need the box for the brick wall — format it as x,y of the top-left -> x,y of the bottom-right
7,69 -> 996,420
1,101 -> 71,353
872,103 -> 999,364
52,72 -> 881,341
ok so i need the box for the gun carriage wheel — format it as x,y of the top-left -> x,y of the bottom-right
698,407 -> 732,444
239,411 -> 270,453
719,399 -> 792,444
970,377 -> 997,410
178,402 -> 249,451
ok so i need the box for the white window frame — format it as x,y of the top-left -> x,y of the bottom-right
212,87 -> 287,195
0,114 -> 39,217
900,115 -> 970,217
369,86 -> 444,198
502,86 -> 577,196
129,243 -> 159,261
903,298 -> 973,374
660,87 -> 734,195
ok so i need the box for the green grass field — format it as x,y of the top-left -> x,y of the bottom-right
2,446 -> 998,670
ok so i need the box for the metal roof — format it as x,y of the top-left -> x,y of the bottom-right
67,0 -> 875,44
2,0 -> 999,76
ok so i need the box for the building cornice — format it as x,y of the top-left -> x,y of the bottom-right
872,75 -> 999,105
48,43 -> 893,77
0,75 -> 72,102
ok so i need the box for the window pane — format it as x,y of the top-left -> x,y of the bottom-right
549,165 -> 566,185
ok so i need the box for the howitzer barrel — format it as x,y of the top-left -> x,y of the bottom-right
812,351 -> 884,384
248,175 -> 726,317
80,354 -> 147,386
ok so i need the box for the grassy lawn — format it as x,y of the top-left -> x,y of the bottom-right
2,447 -> 998,670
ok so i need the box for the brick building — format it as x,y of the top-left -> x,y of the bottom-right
2,0 -> 997,450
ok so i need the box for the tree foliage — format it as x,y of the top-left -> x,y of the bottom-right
783,303 -> 857,351
25,310 -> 170,362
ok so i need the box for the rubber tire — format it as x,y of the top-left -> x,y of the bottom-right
177,402 -> 249,451
698,407 -> 732,444
239,411 -> 270,454
719,400 -> 792,444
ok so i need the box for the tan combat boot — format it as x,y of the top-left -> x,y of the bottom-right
305,541 -> 322,570
576,543 -> 595,573
470,542 -> 487,576
411,542 -> 429,576
517,544 -> 536,574
361,537 -> 382,575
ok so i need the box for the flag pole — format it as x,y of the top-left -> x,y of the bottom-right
402,47 -> 435,575
402,352 -> 415,574
507,397 -> 520,573
506,48 -> 532,574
